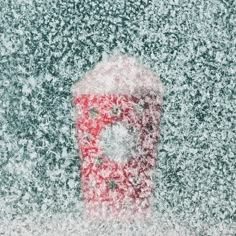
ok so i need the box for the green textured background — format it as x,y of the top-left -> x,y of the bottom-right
1,0 -> 235,232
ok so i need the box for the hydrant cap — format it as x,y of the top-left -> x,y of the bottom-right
72,54 -> 164,104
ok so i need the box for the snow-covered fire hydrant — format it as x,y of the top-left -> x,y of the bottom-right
72,55 -> 164,220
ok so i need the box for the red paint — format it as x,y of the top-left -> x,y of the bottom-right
74,94 -> 161,219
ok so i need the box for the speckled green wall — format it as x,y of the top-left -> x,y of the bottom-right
1,0 -> 235,231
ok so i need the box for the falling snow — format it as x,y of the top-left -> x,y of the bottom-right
0,0 -> 236,235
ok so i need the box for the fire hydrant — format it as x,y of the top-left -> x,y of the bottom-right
72,55 -> 164,220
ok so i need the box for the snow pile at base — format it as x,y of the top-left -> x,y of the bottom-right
1,209 -> 235,236
0,211 -> 194,236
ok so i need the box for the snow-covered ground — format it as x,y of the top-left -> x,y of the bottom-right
1,210 -> 236,236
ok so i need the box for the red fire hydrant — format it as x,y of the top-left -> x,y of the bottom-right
72,55 -> 164,220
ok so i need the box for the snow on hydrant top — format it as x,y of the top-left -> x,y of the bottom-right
72,54 -> 164,104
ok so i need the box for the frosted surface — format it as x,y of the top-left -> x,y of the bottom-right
1,0 -> 235,235
100,122 -> 137,163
